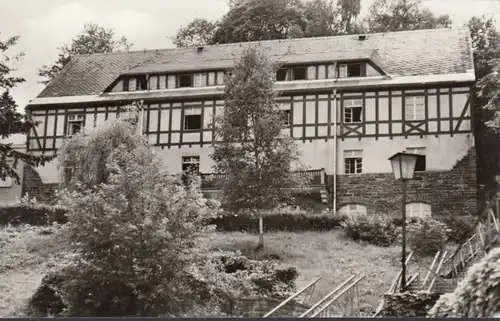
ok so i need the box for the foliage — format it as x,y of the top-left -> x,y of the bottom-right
211,46 -> 306,214
210,210 -> 346,232
57,104 -> 142,190
438,214 -> 476,244
38,23 -> 133,85
340,213 -> 401,247
0,34 -> 54,183
52,117 -> 220,316
173,18 -> 218,47
365,0 -> 451,33
0,202 -> 66,227
301,0 -> 361,37
428,247 -> 500,317
379,291 -> 440,317
211,0 -> 307,44
406,217 -> 448,256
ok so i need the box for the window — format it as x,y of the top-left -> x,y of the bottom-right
405,96 -> 425,121
126,75 -> 147,91
184,108 -> 202,130
344,150 -> 362,174
406,202 -> 431,218
338,204 -> 367,216
347,64 -> 363,77
0,176 -> 12,188
182,156 -> 200,174
64,161 -> 75,185
67,114 -> 84,136
406,147 -> 426,172
178,74 -> 193,88
338,63 -> 366,78
281,110 -> 291,126
291,67 -> 307,80
276,68 -> 288,81
344,99 -> 363,123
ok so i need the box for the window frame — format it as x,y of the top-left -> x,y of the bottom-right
343,99 -> 363,123
406,202 -> 432,218
344,150 -> 363,174
66,114 -> 84,136
405,96 -> 425,121
406,147 -> 426,172
291,66 -> 307,80
182,156 -> 200,174
178,74 -> 194,88
338,203 -> 368,216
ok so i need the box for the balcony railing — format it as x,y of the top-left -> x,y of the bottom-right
199,168 -> 326,190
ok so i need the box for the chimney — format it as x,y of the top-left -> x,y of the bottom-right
358,34 -> 367,41
197,46 -> 204,53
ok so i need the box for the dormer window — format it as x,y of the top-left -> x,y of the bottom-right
124,75 -> 147,91
67,114 -> 84,136
338,63 -> 366,78
276,68 -> 288,81
178,74 -> 193,88
291,67 -> 307,80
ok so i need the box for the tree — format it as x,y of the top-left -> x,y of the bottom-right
0,34 -> 53,183
55,117 -> 217,316
211,47 -> 306,248
467,16 -> 500,197
38,23 -> 133,85
302,0 -> 361,37
173,19 -> 218,47
211,0 -> 307,44
366,0 -> 451,33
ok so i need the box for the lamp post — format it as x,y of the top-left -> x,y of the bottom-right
388,151 -> 419,292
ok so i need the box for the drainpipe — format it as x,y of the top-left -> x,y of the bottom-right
332,89 -> 338,215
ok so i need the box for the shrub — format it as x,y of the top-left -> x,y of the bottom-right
50,119 -> 218,317
0,203 -> 67,226
438,214 -> 477,244
428,247 -> 500,317
210,211 -> 346,232
379,292 -> 441,317
407,218 -> 449,257
340,213 -> 401,247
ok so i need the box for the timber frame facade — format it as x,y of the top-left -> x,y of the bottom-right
24,28 -> 478,217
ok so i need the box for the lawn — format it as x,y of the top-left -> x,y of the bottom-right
0,225 -> 440,317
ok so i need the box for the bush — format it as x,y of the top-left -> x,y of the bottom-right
379,292 -> 441,317
407,218 -> 449,257
438,214 -> 477,244
26,251 -> 298,317
210,211 -> 346,232
0,203 -> 67,226
340,213 -> 401,247
428,247 -> 500,317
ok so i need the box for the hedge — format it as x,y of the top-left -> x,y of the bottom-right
0,204 -> 68,226
0,204 -> 345,232
209,212 -> 346,232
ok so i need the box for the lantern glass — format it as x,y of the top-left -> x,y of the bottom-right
389,152 -> 419,180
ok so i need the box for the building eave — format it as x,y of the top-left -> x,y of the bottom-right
27,72 -> 476,108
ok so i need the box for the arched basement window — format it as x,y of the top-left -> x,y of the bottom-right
338,204 -> 367,216
406,202 -> 431,218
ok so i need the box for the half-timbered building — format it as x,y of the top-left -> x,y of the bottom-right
23,28 -> 478,216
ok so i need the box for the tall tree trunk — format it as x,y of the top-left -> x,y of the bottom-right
257,213 -> 264,249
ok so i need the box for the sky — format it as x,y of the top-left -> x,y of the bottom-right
1,0 -> 500,111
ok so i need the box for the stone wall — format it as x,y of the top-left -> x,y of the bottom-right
22,165 -> 59,204
330,147 -> 477,216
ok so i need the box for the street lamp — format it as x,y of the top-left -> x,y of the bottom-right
388,151 -> 419,292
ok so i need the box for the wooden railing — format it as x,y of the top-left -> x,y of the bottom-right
300,275 -> 365,318
199,168 -> 327,190
263,276 -> 322,318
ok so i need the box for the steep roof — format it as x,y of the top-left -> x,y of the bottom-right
36,28 -> 474,99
